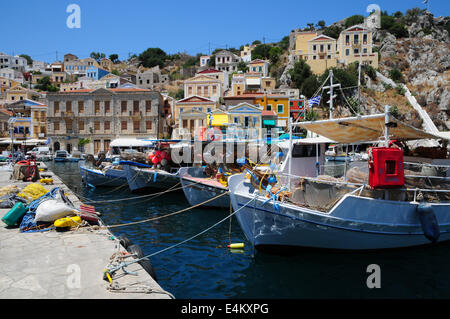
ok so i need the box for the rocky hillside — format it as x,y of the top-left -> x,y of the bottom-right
374,10 -> 449,130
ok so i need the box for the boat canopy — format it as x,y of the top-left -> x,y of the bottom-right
110,138 -> 155,148
294,114 -> 446,144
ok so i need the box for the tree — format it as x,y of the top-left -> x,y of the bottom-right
305,23 -> 315,31
317,20 -> 326,29
300,75 -> 321,98
269,46 -> 283,64
252,40 -> 262,45
138,48 -> 167,68
109,54 -> 119,63
252,44 -> 271,60
111,69 -> 120,76
237,61 -> 248,73
322,25 -> 343,39
289,60 -> 313,90
278,36 -> 290,51
19,54 -> 33,65
208,55 -> 216,67
90,52 -> 105,62
35,76 -> 58,92
390,68 -> 404,83
390,23 -> 409,38
344,15 -> 364,28
381,15 -> 395,30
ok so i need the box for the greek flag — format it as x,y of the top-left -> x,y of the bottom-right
308,95 -> 321,108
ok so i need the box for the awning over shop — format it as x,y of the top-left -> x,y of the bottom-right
0,139 -> 48,145
207,114 -> 229,126
263,120 -> 276,126
295,114 -> 445,144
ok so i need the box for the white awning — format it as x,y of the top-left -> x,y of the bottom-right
110,138 -> 155,147
295,114 -> 445,144
246,78 -> 261,86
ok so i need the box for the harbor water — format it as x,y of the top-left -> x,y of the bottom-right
48,161 -> 450,299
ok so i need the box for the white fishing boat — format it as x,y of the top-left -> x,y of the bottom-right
229,109 -> 450,251
124,164 -> 180,192
179,166 -> 230,209
79,164 -> 127,187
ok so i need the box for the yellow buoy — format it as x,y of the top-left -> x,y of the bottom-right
228,243 -> 245,249
40,178 -> 54,184
54,216 -> 81,228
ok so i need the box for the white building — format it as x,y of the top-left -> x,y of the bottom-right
0,53 -> 27,72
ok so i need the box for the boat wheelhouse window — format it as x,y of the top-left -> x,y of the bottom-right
292,144 -> 320,158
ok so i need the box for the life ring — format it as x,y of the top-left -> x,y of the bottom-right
17,160 -> 30,165
126,244 -> 158,282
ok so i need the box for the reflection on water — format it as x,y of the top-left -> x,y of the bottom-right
47,161 -> 450,299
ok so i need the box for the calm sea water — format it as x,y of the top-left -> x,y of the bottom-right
48,161 -> 450,299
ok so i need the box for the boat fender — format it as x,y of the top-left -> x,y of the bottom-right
118,234 -> 132,249
126,245 -> 158,282
417,203 -> 440,243
153,172 -> 158,183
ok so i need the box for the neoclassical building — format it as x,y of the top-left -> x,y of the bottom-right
46,87 -> 165,154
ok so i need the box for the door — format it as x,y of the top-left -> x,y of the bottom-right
94,140 -> 101,155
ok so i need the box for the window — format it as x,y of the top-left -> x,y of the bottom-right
78,101 -> 84,113
104,121 -> 110,131
188,86 -> 193,95
95,101 -> 100,114
66,120 -> 73,132
146,121 -> 152,130
197,86 -> 201,95
105,101 -> 110,113
121,121 -> 127,131
54,101 -> 60,114
79,120 -> 84,131
133,120 -> 140,132
266,104 -> 272,111
94,121 -> 100,132
313,45 -> 317,51
327,44 -> 331,51
363,33 -> 368,44
182,120 -> 188,128
179,107 -> 184,113
320,44 -> 324,52
66,101 -> 72,114
345,35 -> 350,44
133,101 -> 139,115
354,34 -> 359,44
121,101 -> 127,113
146,100 -> 151,113
354,48 -> 359,54
212,86 -> 217,95
345,49 -> 350,56
277,104 -> 284,114
54,122 -> 60,131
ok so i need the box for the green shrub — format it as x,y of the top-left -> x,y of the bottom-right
390,69 -> 404,83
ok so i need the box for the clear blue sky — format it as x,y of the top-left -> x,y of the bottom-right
1,0 -> 448,62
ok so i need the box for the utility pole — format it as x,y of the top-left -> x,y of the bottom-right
322,70 -> 341,119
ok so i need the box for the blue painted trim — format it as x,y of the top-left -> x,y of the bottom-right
237,203 -> 450,236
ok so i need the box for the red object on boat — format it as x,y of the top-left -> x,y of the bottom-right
368,147 -> 404,188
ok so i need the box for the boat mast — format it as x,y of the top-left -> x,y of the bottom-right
384,105 -> 390,147
323,70 -> 340,119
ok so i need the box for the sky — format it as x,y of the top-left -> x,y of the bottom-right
1,0 -> 449,63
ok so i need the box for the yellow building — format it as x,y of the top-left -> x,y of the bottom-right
305,34 -> 338,74
292,31 -> 318,57
175,95 -> 216,124
183,75 -> 222,102
6,86 -> 41,103
6,99 -> 47,140
227,102 -> 263,139
249,59 -> 269,76
256,94 -> 290,128
338,25 -> 378,68
100,58 -> 113,71
0,76 -> 20,94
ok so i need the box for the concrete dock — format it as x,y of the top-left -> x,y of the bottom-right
0,163 -> 172,299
